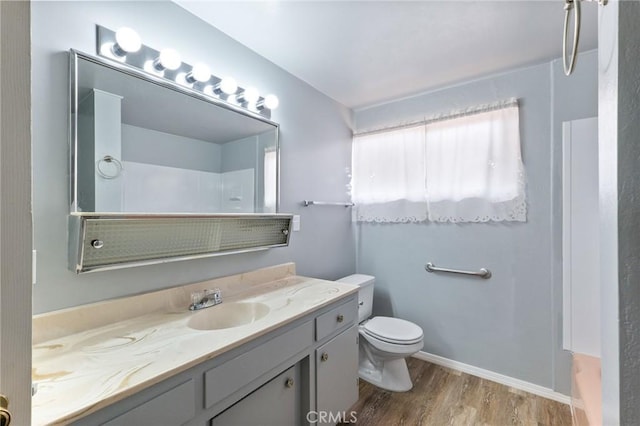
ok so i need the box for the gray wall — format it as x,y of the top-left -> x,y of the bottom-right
122,124 -> 223,173
221,135 -> 257,173
353,51 -> 597,393
76,96 -> 96,211
31,1 -> 355,313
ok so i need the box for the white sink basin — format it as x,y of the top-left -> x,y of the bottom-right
187,302 -> 270,331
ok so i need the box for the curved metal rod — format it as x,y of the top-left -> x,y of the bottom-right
563,0 -> 581,76
425,262 -> 492,279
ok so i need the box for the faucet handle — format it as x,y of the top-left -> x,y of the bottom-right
189,291 -> 204,310
189,288 -> 222,310
206,288 -> 222,305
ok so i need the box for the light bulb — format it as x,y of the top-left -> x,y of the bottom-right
112,27 -> 141,57
186,63 -> 211,83
154,48 -> 181,71
214,77 -> 238,95
238,86 -> 260,104
263,94 -> 279,110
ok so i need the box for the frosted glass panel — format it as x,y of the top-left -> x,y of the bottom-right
75,215 -> 291,273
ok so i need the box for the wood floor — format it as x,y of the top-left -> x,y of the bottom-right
342,358 -> 572,426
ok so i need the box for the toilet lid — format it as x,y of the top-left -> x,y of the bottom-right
363,316 -> 423,345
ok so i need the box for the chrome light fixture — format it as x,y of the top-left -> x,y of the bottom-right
213,77 -> 238,95
237,86 -> 260,105
96,25 -> 278,117
111,27 -> 141,57
258,94 -> 280,110
185,63 -> 211,84
153,48 -> 182,71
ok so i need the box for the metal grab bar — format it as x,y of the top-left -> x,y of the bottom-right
425,262 -> 492,279
302,200 -> 354,207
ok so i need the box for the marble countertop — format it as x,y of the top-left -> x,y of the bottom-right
32,268 -> 357,425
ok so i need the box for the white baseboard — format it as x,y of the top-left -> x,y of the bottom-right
412,351 -> 571,405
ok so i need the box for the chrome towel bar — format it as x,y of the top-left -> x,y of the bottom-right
302,200 -> 354,207
425,262 -> 492,279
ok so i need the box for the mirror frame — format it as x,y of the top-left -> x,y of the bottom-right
68,49 -> 281,214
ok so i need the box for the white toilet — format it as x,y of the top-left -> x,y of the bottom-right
337,274 -> 424,392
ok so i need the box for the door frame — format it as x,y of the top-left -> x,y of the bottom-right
0,1 -> 33,424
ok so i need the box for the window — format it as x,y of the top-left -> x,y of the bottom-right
351,100 -> 526,223
263,148 -> 277,212
351,125 -> 428,222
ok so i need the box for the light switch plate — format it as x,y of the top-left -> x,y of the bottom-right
292,215 -> 301,231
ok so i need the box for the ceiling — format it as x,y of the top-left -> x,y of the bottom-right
176,1 -> 598,110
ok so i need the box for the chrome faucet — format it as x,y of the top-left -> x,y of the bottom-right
189,288 -> 222,311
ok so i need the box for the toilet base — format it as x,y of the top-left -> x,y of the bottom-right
358,357 -> 413,392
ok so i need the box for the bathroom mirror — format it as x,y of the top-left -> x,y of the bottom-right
70,50 -> 279,214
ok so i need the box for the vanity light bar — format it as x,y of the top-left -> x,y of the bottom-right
96,26 -> 279,117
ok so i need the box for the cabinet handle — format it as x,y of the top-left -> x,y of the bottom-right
285,378 -> 294,388
337,314 -> 344,323
0,410 -> 10,426
91,239 -> 104,249
321,352 -> 329,362
0,394 -> 11,426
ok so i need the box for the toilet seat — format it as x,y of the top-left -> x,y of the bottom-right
359,327 -> 424,356
362,316 -> 423,345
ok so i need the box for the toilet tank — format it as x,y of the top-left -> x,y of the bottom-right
337,274 -> 375,323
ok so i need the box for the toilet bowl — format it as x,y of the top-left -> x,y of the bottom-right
337,274 -> 424,392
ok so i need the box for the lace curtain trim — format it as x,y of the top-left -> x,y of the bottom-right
354,200 -> 429,223
355,168 -> 527,224
354,197 -> 526,223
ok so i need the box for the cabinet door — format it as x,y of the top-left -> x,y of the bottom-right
316,326 -> 359,423
103,380 -> 195,426
211,364 -> 300,426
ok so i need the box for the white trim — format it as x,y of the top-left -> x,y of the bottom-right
0,1 -> 33,423
412,351 -> 571,405
562,121 -> 573,352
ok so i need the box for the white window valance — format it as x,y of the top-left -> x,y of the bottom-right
351,99 -> 526,223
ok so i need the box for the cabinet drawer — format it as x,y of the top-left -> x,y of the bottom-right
315,297 -> 357,341
211,364 -> 300,426
103,379 -> 195,426
204,321 -> 312,409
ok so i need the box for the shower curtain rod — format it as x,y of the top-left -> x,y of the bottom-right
353,98 -> 518,137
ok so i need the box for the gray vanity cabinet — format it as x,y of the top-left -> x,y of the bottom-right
72,294 -> 358,426
211,364 -> 300,426
102,379 -> 196,426
316,326 -> 359,424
